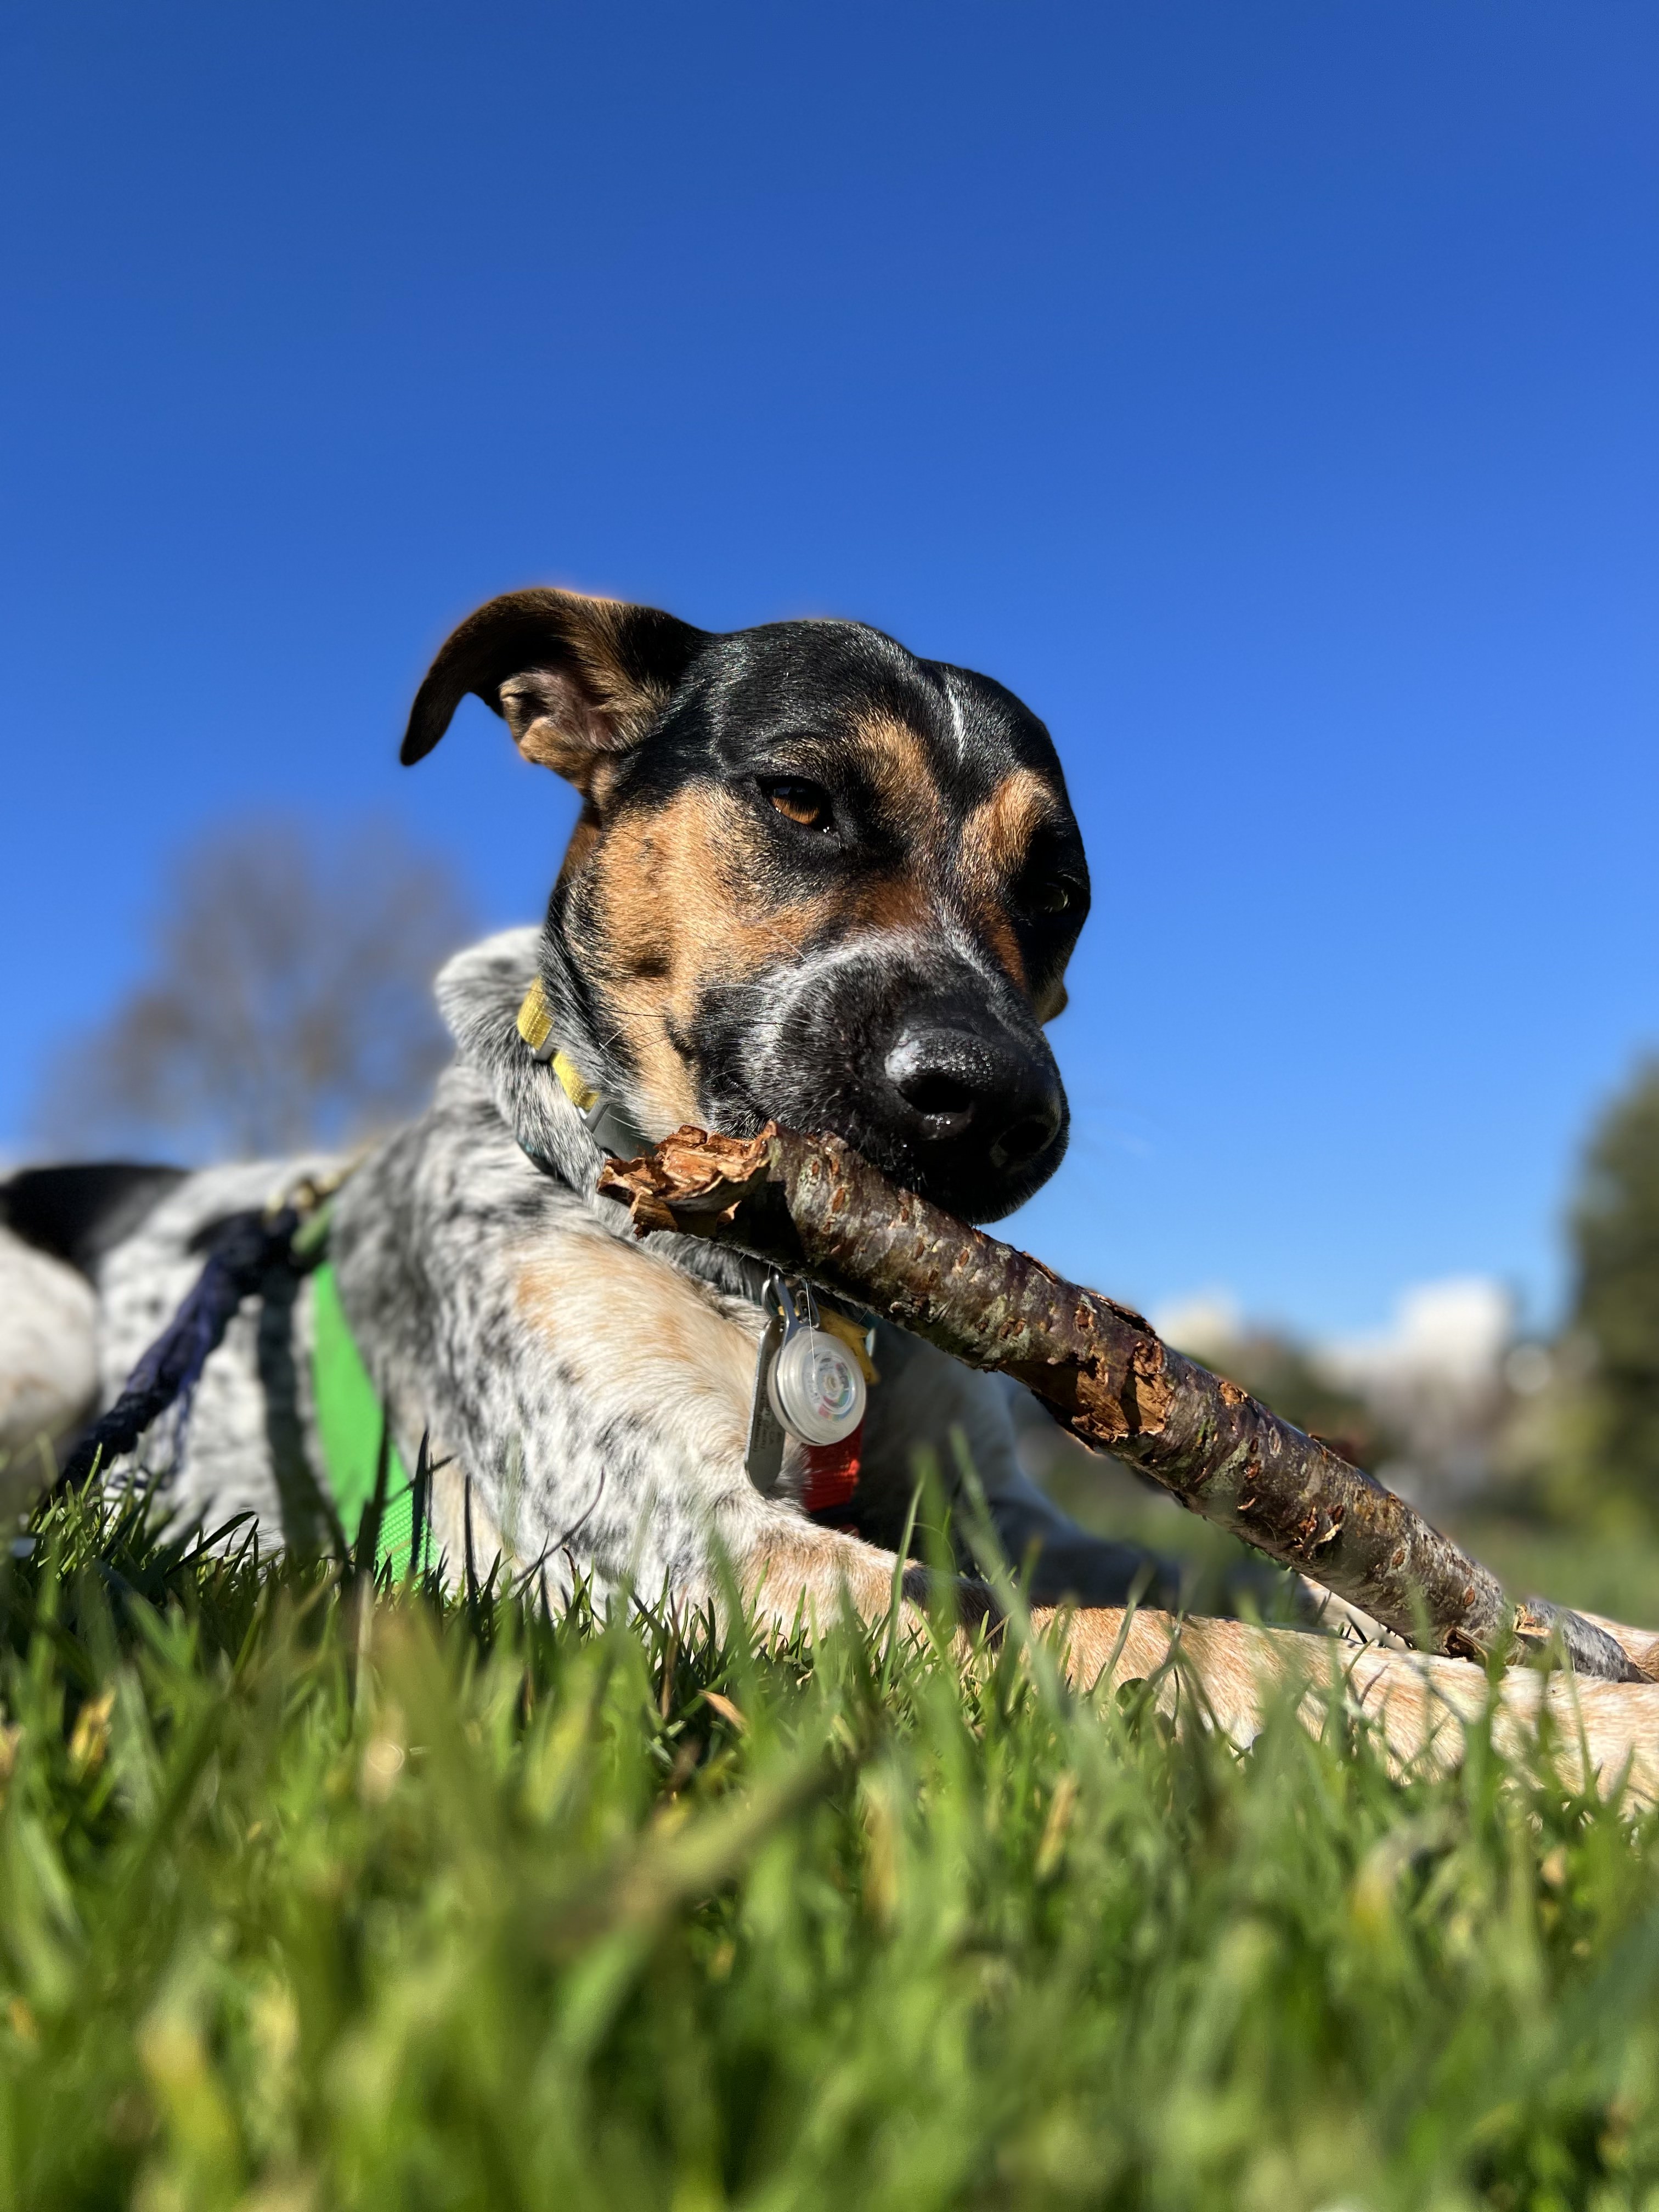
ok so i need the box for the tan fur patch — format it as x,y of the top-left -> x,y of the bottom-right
1039,1605 -> 1659,1804
847,713 -> 951,840
959,766 -> 1062,992
960,767 -> 1059,890
849,873 -> 934,933
499,595 -> 678,794
731,1519 -> 911,1640
571,784 -> 838,1133
560,594 -> 676,749
555,806 -> 603,891
981,914 -> 1028,990
834,725 -> 1056,995
515,1222 -> 761,1477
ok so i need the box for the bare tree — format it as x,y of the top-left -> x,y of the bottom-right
31,815 -> 476,1160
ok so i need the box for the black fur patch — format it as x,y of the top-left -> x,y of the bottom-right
2,1164 -> 188,1279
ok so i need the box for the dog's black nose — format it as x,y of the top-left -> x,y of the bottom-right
882,1023 -> 1064,1175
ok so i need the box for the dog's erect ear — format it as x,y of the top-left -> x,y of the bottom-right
400,588 -> 709,794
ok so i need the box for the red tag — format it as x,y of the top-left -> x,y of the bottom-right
802,1421 -> 863,1514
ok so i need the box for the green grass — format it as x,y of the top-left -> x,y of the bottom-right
5,1489 -> 1659,2210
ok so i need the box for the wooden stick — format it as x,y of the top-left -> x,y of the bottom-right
598,1125 -> 1644,1684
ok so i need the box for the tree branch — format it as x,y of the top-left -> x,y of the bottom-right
597,1124 -> 1642,1684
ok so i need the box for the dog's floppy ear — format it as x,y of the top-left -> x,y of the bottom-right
400,587 -> 709,794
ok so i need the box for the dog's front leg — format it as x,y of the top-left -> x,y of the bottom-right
696,1499 -> 935,1643
494,1221 -> 935,1629
687,1524 -> 1659,1809
1036,1604 -> 1659,1803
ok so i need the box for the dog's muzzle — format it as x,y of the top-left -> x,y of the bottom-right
738,955 -> 1070,1223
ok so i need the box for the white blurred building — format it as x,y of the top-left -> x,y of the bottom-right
1317,1278 -> 1513,1506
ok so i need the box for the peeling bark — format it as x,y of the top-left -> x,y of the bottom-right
599,1125 -> 1642,1684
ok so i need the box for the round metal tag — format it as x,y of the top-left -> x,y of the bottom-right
766,1326 -> 867,1446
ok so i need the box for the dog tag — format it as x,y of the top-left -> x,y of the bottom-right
767,1324 -> 865,1445
744,1277 -> 867,1492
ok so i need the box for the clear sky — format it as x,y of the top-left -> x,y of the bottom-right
3,1 -> 1656,1336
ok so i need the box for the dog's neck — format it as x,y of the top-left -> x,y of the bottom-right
435,927 -> 774,1306
514,977 -> 652,1163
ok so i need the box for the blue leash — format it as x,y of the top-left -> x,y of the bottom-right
59,1204 -> 307,1489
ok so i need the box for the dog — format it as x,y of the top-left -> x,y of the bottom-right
7,586 -> 1659,1797
2,586 -> 1169,1610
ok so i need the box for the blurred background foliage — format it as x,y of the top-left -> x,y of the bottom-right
1549,1063 -> 1659,1528
29,814 -> 473,1162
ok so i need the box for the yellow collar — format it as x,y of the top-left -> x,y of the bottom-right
517,977 -> 646,1157
517,977 -> 597,1113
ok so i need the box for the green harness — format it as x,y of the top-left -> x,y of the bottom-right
309,1259 -> 427,1575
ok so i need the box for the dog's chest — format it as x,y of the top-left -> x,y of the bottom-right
330,1111 -> 777,1553
508,1218 -> 765,1475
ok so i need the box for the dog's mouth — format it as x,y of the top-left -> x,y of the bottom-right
697,1006 -> 1069,1227
813,1091 -> 1069,1225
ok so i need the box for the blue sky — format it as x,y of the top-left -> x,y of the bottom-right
3,1 -> 1656,1336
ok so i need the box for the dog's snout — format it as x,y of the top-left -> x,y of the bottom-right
738,962 -> 1071,1222
882,1023 -> 1064,1176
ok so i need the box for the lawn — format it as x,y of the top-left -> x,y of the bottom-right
4,1484 -> 1659,2211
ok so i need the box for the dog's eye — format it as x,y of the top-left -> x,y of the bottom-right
1025,875 -> 1078,916
761,777 -> 834,832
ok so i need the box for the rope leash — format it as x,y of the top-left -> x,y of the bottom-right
59,1171 -> 342,1492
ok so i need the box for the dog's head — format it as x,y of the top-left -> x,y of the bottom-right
405,588 -> 1090,1223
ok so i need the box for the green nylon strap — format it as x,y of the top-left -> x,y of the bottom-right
309,1262 -> 424,1576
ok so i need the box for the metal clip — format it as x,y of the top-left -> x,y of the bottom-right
744,1274 -> 866,1494
744,1286 -> 789,1493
